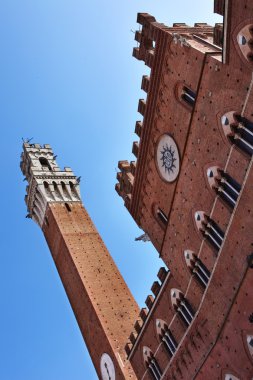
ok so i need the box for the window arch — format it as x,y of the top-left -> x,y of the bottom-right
153,204 -> 168,229
246,335 -> 253,358
175,82 -> 196,109
236,23 -> 253,63
206,166 -> 241,209
224,374 -> 240,380
143,346 -> 162,380
221,112 -> 253,156
39,157 -> 52,171
194,211 -> 224,252
181,86 -> 196,107
184,250 -> 210,288
156,319 -> 177,358
170,288 -> 195,327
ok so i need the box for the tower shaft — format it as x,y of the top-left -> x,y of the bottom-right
21,143 -> 138,379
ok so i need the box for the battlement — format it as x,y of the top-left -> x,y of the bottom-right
214,0 -> 225,15
115,160 -> 136,210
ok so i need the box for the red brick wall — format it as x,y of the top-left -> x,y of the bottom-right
43,202 -> 139,379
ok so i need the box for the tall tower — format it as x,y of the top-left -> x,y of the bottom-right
20,142 -> 139,380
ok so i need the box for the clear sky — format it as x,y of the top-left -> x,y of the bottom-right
0,1 -> 221,379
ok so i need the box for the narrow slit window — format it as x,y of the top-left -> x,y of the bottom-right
157,208 -> 168,226
65,203 -> 71,212
181,86 -> 196,107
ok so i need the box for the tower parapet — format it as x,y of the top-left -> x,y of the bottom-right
20,142 -> 81,227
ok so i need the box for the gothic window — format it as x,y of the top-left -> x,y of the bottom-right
157,208 -> 168,226
221,112 -> 253,156
143,347 -> 162,380
236,24 -> 253,63
195,211 -> 224,252
206,167 -> 241,209
170,289 -> 195,327
184,250 -> 210,288
224,374 -> 240,380
39,157 -> 52,171
156,319 -> 178,358
246,335 -> 253,358
181,86 -> 196,107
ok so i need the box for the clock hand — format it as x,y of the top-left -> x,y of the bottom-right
104,362 -> 111,380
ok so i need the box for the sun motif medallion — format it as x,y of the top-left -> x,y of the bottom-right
156,134 -> 180,182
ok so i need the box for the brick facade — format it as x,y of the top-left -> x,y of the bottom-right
116,2 -> 253,379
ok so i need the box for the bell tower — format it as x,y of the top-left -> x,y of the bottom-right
20,142 -> 139,380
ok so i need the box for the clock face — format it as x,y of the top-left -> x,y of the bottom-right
156,134 -> 180,182
100,353 -> 115,380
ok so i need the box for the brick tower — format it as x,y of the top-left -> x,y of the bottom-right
20,142 -> 139,380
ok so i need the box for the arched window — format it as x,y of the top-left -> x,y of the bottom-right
194,211 -> 224,252
184,250 -> 210,288
246,335 -> 253,358
157,208 -> 168,226
181,86 -> 196,107
170,289 -> 195,327
206,166 -> 241,209
224,374 -> 240,380
39,157 -> 52,171
156,319 -> 177,358
236,24 -> 253,63
221,112 -> 253,156
143,347 -> 162,380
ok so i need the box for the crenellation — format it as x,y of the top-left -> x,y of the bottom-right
134,121 -> 142,137
137,99 -> 146,116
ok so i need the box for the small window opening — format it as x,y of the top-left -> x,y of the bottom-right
157,208 -> 168,226
181,86 -> 196,107
44,216 -> 49,227
65,203 -> 71,212
39,157 -> 52,171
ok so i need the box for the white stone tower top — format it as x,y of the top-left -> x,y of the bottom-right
20,142 -> 81,227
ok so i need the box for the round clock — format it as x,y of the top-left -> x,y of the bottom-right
100,353 -> 115,380
156,134 -> 180,182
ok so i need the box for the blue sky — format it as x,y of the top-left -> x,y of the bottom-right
0,1 -> 221,379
